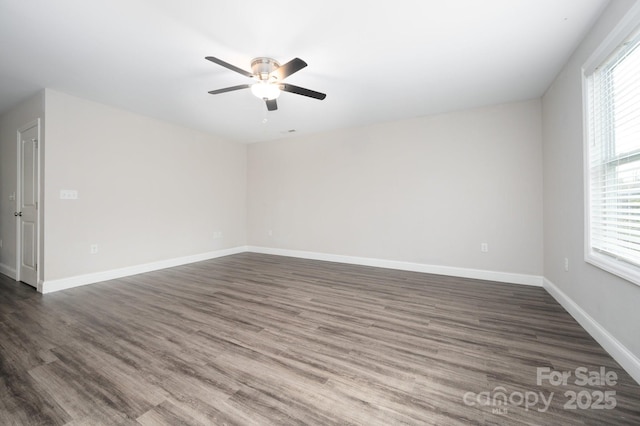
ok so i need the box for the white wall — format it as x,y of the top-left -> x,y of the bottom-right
0,91 -> 44,280
43,90 -> 246,282
543,0 -> 640,361
248,100 -> 543,279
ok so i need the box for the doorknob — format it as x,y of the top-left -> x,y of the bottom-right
14,212 -> 22,217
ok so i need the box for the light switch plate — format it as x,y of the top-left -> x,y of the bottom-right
60,189 -> 78,200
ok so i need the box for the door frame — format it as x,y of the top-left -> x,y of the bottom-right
16,118 -> 41,288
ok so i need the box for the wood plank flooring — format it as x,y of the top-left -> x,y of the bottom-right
1,252 -> 639,425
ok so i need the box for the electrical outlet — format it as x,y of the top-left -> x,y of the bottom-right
481,243 -> 489,253
268,230 -> 273,237
90,244 -> 98,254
564,257 -> 569,272
213,231 -> 223,239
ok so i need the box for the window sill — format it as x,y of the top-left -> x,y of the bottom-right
585,250 -> 640,287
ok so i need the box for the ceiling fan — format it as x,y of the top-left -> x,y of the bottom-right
205,56 -> 326,111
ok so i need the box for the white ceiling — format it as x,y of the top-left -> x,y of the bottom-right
0,0 -> 609,143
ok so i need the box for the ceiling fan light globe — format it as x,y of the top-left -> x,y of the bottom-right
251,83 -> 280,100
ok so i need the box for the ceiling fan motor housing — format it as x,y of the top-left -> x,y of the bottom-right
251,57 -> 280,81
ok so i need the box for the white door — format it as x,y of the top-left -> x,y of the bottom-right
17,122 -> 39,287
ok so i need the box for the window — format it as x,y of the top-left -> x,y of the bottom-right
584,11 -> 640,286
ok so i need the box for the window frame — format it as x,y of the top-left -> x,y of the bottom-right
582,3 -> 640,287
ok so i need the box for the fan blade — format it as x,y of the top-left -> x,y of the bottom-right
280,83 -> 326,100
208,84 -> 251,95
205,56 -> 254,78
266,99 -> 278,111
274,58 -> 307,80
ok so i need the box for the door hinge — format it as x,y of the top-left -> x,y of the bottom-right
32,138 -> 38,149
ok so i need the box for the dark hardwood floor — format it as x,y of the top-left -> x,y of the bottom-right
1,253 -> 639,425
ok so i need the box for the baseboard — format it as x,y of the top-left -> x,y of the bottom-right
40,246 -> 248,294
0,263 -> 16,280
246,246 -> 543,287
39,245 -> 542,293
543,278 -> 640,385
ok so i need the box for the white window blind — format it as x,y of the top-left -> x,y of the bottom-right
586,24 -> 640,279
